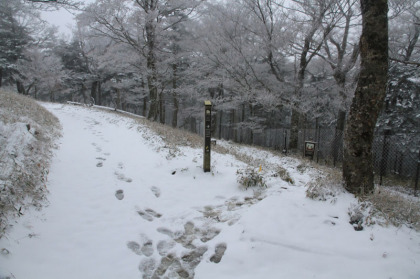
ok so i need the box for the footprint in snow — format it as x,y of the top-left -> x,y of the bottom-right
210,243 -> 227,264
127,241 -> 141,255
96,157 -> 106,167
115,189 -> 124,200
157,227 -> 174,238
151,186 -> 161,198
138,258 -> 156,278
157,240 -> 176,256
137,208 -> 162,222
127,235 -> 154,257
114,171 -> 132,183
141,239 -> 154,257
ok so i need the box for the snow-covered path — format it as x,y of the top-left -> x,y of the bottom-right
1,103 -> 419,279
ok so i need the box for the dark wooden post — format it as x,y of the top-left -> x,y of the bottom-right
414,150 -> 419,197
379,128 -> 391,186
204,101 -> 212,172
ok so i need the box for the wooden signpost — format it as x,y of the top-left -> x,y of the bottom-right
304,141 -> 316,160
203,101 -> 212,172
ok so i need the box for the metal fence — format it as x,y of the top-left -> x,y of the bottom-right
201,121 -> 419,194
296,127 -> 419,194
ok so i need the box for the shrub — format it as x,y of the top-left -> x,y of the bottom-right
274,166 -> 294,184
236,167 -> 267,190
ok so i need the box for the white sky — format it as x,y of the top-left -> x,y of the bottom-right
41,8 -> 75,38
40,0 -> 96,39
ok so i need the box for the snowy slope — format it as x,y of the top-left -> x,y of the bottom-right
0,103 -> 419,279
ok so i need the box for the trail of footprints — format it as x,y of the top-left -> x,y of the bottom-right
125,186 -> 227,279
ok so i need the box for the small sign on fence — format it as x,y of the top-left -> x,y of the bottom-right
304,141 -> 316,159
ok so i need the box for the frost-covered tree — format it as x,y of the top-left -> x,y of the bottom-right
377,0 -> 420,141
389,0 -> 420,65
78,0 -> 202,122
15,47 -> 69,101
0,0 -> 34,87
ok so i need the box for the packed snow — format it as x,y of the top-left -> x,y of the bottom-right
1,103 -> 419,279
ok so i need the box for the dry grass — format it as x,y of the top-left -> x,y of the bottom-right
304,162 -> 420,230
363,189 -> 420,230
305,167 -> 345,201
0,90 -> 61,238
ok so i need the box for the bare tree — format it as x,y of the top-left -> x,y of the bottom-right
284,0 -> 343,148
78,0 -> 201,122
389,0 -> 420,65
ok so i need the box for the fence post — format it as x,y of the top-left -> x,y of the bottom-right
414,149 -> 420,197
282,129 -> 288,154
379,129 -> 391,186
316,125 -> 321,163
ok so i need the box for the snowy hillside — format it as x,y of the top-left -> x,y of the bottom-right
0,103 -> 419,279
0,91 -> 60,237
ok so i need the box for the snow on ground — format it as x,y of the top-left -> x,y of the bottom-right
1,103 -> 419,279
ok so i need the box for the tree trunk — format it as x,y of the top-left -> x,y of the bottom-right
289,108 -> 300,150
16,81 -> 26,95
97,81 -> 102,106
0,68 -> 3,87
159,91 -> 165,124
343,0 -> 388,195
218,110 -> 223,139
145,11 -> 159,121
172,63 -> 178,128
141,78 -> 147,117
91,81 -> 98,104
81,84 -> 87,104
49,90 -> 55,102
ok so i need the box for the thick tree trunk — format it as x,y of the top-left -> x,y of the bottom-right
343,0 -> 388,195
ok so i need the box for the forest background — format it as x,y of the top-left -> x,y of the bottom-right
1,0 -> 419,188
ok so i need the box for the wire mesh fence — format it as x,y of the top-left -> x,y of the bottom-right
203,120 -> 419,195
296,127 -> 419,194
372,131 -> 420,193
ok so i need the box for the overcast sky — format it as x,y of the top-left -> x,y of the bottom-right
41,8 -> 75,38
40,0 -> 96,39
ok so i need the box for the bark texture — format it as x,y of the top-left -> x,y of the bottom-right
343,0 -> 388,195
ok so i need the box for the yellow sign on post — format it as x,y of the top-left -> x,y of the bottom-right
203,101 -> 212,172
